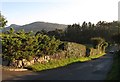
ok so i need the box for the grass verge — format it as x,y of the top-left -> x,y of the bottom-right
79,53 -> 106,62
106,51 -> 120,80
27,53 -> 106,72
90,53 -> 106,59
27,57 -> 79,71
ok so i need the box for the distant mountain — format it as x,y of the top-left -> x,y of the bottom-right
3,24 -> 21,32
8,24 -> 21,28
3,22 -> 67,33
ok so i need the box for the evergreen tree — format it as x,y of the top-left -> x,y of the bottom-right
0,12 -> 8,29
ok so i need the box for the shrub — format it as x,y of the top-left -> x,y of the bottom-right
2,28 -> 36,61
36,34 -> 62,55
1,28 -> 62,63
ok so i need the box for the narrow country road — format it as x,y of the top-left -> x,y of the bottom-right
2,53 -> 113,80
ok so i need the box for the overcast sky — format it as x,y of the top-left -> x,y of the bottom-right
1,0 -> 120,26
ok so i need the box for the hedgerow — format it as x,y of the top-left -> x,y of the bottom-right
1,28 -> 62,62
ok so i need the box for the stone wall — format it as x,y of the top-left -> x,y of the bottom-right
66,42 -> 86,57
2,42 -> 102,68
6,56 -> 51,68
89,48 -> 101,56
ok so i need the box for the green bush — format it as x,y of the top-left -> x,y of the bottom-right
2,28 -> 37,61
35,34 -> 62,55
1,28 -> 62,62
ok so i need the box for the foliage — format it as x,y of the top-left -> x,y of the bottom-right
2,28 -> 36,61
91,37 -> 108,53
45,21 -> 120,44
35,29 -> 47,35
0,12 -> 8,29
106,50 -> 120,80
1,27 -> 106,69
1,28 -> 62,62
112,33 -> 120,44
47,29 -> 65,39
35,33 -> 62,55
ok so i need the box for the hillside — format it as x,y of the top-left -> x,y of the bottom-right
2,22 -> 67,33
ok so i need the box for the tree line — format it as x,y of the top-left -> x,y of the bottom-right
36,21 -> 120,44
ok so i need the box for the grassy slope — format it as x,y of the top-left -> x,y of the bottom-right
106,51 -> 120,80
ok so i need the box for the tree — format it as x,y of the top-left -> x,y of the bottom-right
82,21 -> 88,29
112,34 -> 120,44
0,12 -> 8,29
88,22 -> 92,28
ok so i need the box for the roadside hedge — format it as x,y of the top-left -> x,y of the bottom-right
1,28 -> 62,62
1,28 -> 108,68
